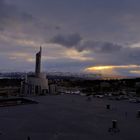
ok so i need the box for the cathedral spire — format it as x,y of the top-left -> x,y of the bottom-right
35,46 -> 42,77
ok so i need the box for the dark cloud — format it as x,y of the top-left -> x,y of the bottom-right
50,31 -> 123,53
0,0 -> 61,48
50,34 -> 123,53
0,0 -> 34,30
0,0 -> 60,35
55,26 -> 61,30
83,45 -> 140,67
50,33 -> 82,47
1,0 -> 140,76
76,41 -> 123,53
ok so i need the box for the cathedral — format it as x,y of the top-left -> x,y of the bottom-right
21,47 -> 49,96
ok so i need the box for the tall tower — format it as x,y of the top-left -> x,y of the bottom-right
35,47 -> 42,77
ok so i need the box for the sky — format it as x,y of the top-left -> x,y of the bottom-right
1,0 -> 140,76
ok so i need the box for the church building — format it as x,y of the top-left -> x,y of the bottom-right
21,47 -> 49,96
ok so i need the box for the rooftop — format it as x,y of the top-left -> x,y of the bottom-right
0,95 -> 140,140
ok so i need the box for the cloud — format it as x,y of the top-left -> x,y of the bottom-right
76,41 -> 123,53
50,32 -> 123,53
49,33 -> 140,74
0,0 -> 34,30
1,0 -> 140,75
85,65 -> 140,71
82,43 -> 140,67
50,33 -> 123,54
43,58 -> 94,73
0,0 -> 60,42
85,65 -> 140,75
50,33 -> 82,47
130,70 -> 140,74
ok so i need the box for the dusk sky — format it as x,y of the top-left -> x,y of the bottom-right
1,0 -> 140,76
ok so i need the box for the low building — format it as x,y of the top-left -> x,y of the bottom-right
49,84 -> 58,94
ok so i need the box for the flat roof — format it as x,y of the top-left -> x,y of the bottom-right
0,95 -> 140,140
